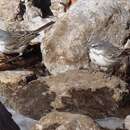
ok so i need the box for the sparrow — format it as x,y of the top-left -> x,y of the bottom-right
0,21 -> 55,56
88,40 -> 130,73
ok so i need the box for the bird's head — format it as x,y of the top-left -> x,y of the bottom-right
88,42 -> 100,50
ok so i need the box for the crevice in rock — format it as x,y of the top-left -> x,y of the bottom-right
32,0 -> 53,18
25,74 -> 37,83
43,123 -> 60,130
104,14 -> 114,27
24,44 -> 51,77
15,0 -> 26,21
122,34 -> 130,46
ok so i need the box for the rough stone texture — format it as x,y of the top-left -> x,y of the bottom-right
0,0 -> 20,21
32,111 -> 101,130
42,0 -> 130,75
0,69 -> 128,120
0,70 -> 35,86
51,0 -> 65,17
125,115 -> 130,130
0,70 -> 36,107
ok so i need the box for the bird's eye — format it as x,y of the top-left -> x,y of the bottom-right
91,44 -> 98,47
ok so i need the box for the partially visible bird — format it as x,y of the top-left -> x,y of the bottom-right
88,40 -> 130,73
0,21 -> 55,56
0,101 -> 20,130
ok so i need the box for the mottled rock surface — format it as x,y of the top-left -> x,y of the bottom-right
0,0 -> 20,21
0,70 -> 36,108
42,0 -> 130,75
51,0 -> 64,17
125,115 -> 130,130
0,70 -> 35,86
0,70 -> 127,119
32,111 -> 101,130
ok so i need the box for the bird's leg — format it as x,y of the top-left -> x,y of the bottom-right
102,66 -> 114,80
5,48 -> 34,64
5,53 -> 23,64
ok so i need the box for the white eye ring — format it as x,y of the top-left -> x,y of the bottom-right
91,43 -> 98,47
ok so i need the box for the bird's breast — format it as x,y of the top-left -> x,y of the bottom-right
89,48 -> 115,67
0,40 -> 6,45
0,43 -> 6,53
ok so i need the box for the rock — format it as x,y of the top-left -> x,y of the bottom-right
42,0 -> 130,75
0,70 -> 35,86
124,115 -> 130,130
51,0 -> 65,17
0,70 -> 36,105
96,117 -> 124,130
23,0 -> 42,21
32,111 -> 101,130
0,0 -> 20,21
1,70 -> 128,119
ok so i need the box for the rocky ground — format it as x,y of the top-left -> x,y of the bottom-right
0,0 -> 130,130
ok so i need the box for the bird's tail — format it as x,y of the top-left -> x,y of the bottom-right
33,21 -> 55,33
120,48 -> 130,56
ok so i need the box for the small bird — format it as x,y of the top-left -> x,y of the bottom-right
0,21 -> 55,56
88,40 -> 130,73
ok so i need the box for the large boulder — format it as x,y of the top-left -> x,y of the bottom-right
0,0 -> 20,21
42,0 -> 130,75
32,111 -> 101,130
125,115 -> 130,130
0,69 -> 128,119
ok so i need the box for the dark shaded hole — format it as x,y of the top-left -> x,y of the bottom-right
15,0 -> 26,21
43,123 -> 60,130
32,0 -> 53,18
23,44 -> 42,60
23,44 -> 51,76
122,35 -> 130,46
25,74 -> 37,83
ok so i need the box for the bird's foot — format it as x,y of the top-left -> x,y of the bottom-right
5,54 -> 23,64
103,73 -> 112,80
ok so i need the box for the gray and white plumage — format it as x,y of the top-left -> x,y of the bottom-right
0,21 -> 55,55
0,29 -> 38,54
89,41 -> 130,70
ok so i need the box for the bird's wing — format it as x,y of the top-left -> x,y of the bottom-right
8,31 -> 38,47
120,48 -> 130,56
104,47 -> 123,59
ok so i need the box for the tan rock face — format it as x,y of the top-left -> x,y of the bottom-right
125,115 -> 130,130
0,0 -> 20,21
51,0 -> 64,17
32,111 -> 101,130
0,70 -> 36,106
1,70 -> 127,119
0,70 -> 35,86
42,0 -> 130,75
